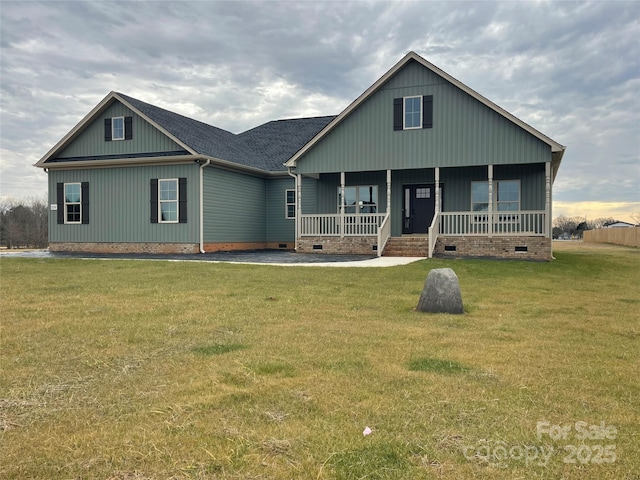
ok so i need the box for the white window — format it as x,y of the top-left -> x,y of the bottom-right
112,117 -> 125,140
416,187 -> 430,199
159,179 -> 178,223
64,183 -> 81,224
285,189 -> 296,219
337,185 -> 378,214
471,182 -> 489,213
404,96 -> 422,129
496,180 -> 520,212
471,180 -> 521,219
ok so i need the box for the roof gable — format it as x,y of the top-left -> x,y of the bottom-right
286,51 -> 565,168
37,92 -> 335,173
48,100 -> 188,163
36,92 -> 199,168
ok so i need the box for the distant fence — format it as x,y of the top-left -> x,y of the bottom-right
583,227 -> 639,248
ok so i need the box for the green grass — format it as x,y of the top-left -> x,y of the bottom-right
192,343 -> 247,356
1,242 -> 639,479
408,358 -> 469,374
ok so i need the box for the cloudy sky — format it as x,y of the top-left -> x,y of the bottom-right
1,0 -> 639,221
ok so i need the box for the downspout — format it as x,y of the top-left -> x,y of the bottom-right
546,161 -> 553,259
199,159 -> 211,253
287,167 -> 298,251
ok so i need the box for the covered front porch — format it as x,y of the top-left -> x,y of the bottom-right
290,163 -> 553,259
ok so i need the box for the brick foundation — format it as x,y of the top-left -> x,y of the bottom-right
297,236 -> 378,254
203,242 -> 294,252
434,236 -> 552,260
49,241 -> 296,254
49,237 -> 550,260
49,242 -> 200,254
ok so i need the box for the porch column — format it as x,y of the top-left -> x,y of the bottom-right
296,174 -> 302,247
386,169 -> 391,214
488,164 -> 494,237
340,171 -> 345,238
434,167 -> 440,213
545,162 -> 551,237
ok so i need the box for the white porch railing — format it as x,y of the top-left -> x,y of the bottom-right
439,211 -> 547,236
377,214 -> 391,257
299,210 -> 546,252
300,213 -> 386,237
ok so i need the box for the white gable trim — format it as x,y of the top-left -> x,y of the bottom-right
285,51 -> 565,168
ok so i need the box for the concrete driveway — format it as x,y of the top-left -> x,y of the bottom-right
1,249 -> 425,267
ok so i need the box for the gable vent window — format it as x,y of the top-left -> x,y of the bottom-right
394,95 -> 433,131
404,96 -> 421,129
104,116 -> 133,141
112,117 -> 124,140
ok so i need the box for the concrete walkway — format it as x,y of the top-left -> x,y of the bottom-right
0,249 -> 425,267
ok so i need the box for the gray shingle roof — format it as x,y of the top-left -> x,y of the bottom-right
117,93 -> 335,172
238,116 -> 336,171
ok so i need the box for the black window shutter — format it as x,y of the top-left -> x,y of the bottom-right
423,95 -> 433,129
56,183 -> 64,224
393,98 -> 403,131
81,182 -> 89,224
178,177 -> 187,223
150,179 -> 158,223
124,116 -> 133,140
104,118 -> 112,141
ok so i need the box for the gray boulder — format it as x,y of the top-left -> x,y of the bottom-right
416,268 -> 464,314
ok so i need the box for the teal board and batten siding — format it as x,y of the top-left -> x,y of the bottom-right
202,167 -> 266,243
299,177 -> 319,215
55,101 -> 186,159
48,164 -> 200,243
295,59 -> 551,175
266,177 -> 296,242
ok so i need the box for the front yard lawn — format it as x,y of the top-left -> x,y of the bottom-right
1,242 -> 638,479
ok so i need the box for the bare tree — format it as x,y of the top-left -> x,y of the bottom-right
553,215 -> 584,238
0,196 -> 48,248
588,217 -> 617,229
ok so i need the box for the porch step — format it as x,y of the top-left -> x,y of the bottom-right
382,236 -> 429,257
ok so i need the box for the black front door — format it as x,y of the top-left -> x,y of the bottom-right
402,184 -> 436,234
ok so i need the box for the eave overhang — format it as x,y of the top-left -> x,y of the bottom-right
38,154 -> 201,170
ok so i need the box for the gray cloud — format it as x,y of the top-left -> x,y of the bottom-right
1,0 -> 638,216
